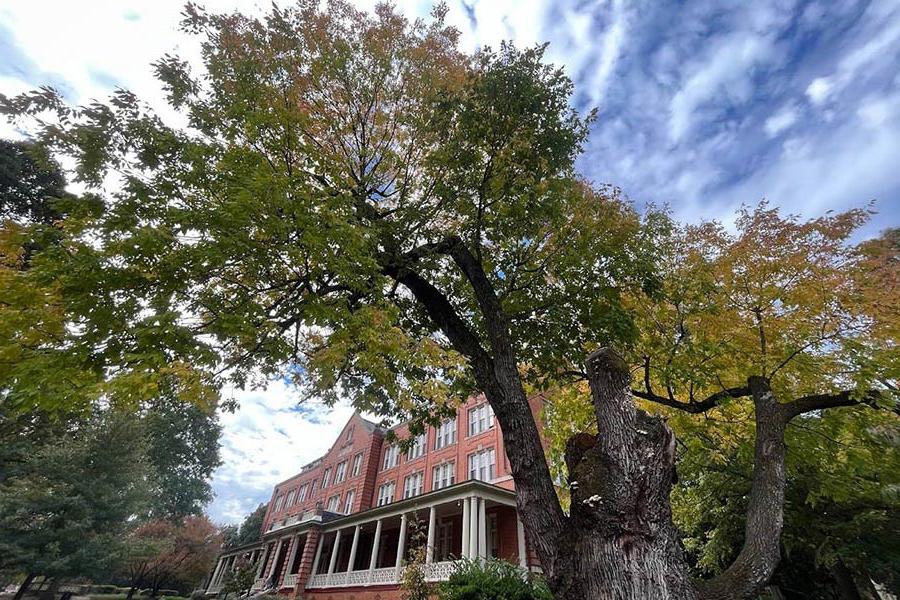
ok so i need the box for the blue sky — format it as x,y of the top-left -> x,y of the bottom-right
2,0 -> 899,524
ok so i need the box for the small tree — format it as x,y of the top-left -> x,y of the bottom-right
221,560 -> 257,600
400,516 -> 429,600
121,516 -> 221,598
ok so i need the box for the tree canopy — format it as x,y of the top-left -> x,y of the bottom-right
1,2 -> 896,599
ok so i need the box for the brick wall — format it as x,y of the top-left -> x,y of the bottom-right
262,394 -> 549,534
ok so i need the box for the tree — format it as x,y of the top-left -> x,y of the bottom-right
0,410 -> 152,598
0,138 -> 67,225
143,392 -> 222,520
1,4 -> 896,600
223,504 -> 267,550
220,559 -> 257,599
121,516 -> 221,599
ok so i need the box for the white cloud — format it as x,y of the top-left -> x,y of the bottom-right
590,0 -> 629,108
209,380 -> 357,524
764,104 -> 799,137
805,2 -> 900,107
806,77 -> 833,105
669,32 -> 776,142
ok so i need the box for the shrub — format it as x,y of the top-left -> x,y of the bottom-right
439,559 -> 552,600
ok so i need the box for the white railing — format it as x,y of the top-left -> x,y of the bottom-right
424,561 -> 457,582
305,561 -> 460,589
282,573 -> 298,588
369,567 -> 398,585
206,584 -> 222,594
346,570 -> 369,586
250,578 -> 266,591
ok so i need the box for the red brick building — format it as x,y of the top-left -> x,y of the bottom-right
205,394 -> 547,600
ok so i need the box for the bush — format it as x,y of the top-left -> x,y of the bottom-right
439,559 -> 552,600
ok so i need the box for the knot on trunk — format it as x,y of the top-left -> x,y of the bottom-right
566,412 -> 677,539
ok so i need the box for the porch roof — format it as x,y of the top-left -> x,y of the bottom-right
263,480 -> 516,539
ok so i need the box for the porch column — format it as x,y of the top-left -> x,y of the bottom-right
310,533 -> 324,576
367,518 -> 383,583
326,529 -> 342,582
461,497 -> 470,559
517,514 -> 527,569
262,542 -> 278,580
468,497 -> 478,558
255,544 -> 269,578
395,513 -> 408,574
283,534 -> 300,583
478,498 -> 488,560
348,525 -> 361,572
425,506 -> 436,564
208,557 -> 224,589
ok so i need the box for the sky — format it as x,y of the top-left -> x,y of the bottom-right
1,0 -> 899,524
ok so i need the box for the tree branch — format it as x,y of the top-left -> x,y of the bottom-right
631,386 -> 751,414
783,389 -> 887,419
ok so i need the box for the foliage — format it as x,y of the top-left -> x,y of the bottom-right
400,515 -> 429,600
0,409 -> 151,583
439,559 -> 552,600
0,0 -> 662,428
223,504 -> 266,549
143,393 -> 222,520
220,560 -> 256,598
626,204 -> 896,407
121,516 -> 221,597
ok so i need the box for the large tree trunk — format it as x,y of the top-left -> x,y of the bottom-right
549,349 -> 698,600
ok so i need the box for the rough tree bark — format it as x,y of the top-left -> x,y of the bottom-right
553,349 -> 698,600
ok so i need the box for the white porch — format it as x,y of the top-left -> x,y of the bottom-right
301,481 -> 526,590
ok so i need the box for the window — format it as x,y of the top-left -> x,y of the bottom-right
334,461 -> 347,483
435,418 -> 457,449
298,482 -> 309,502
274,494 -> 285,511
351,453 -> 363,477
407,434 -> 426,460
326,494 -> 340,512
382,445 -> 399,470
285,489 -> 296,507
468,448 -> 496,482
343,489 -> 355,514
345,425 -> 354,442
377,481 -> 396,506
322,467 -> 331,488
468,404 -> 494,437
432,462 -> 456,490
403,472 -> 424,499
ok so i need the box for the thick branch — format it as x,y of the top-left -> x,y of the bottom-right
383,246 -> 566,576
631,386 -> 751,414
783,389 -> 885,419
